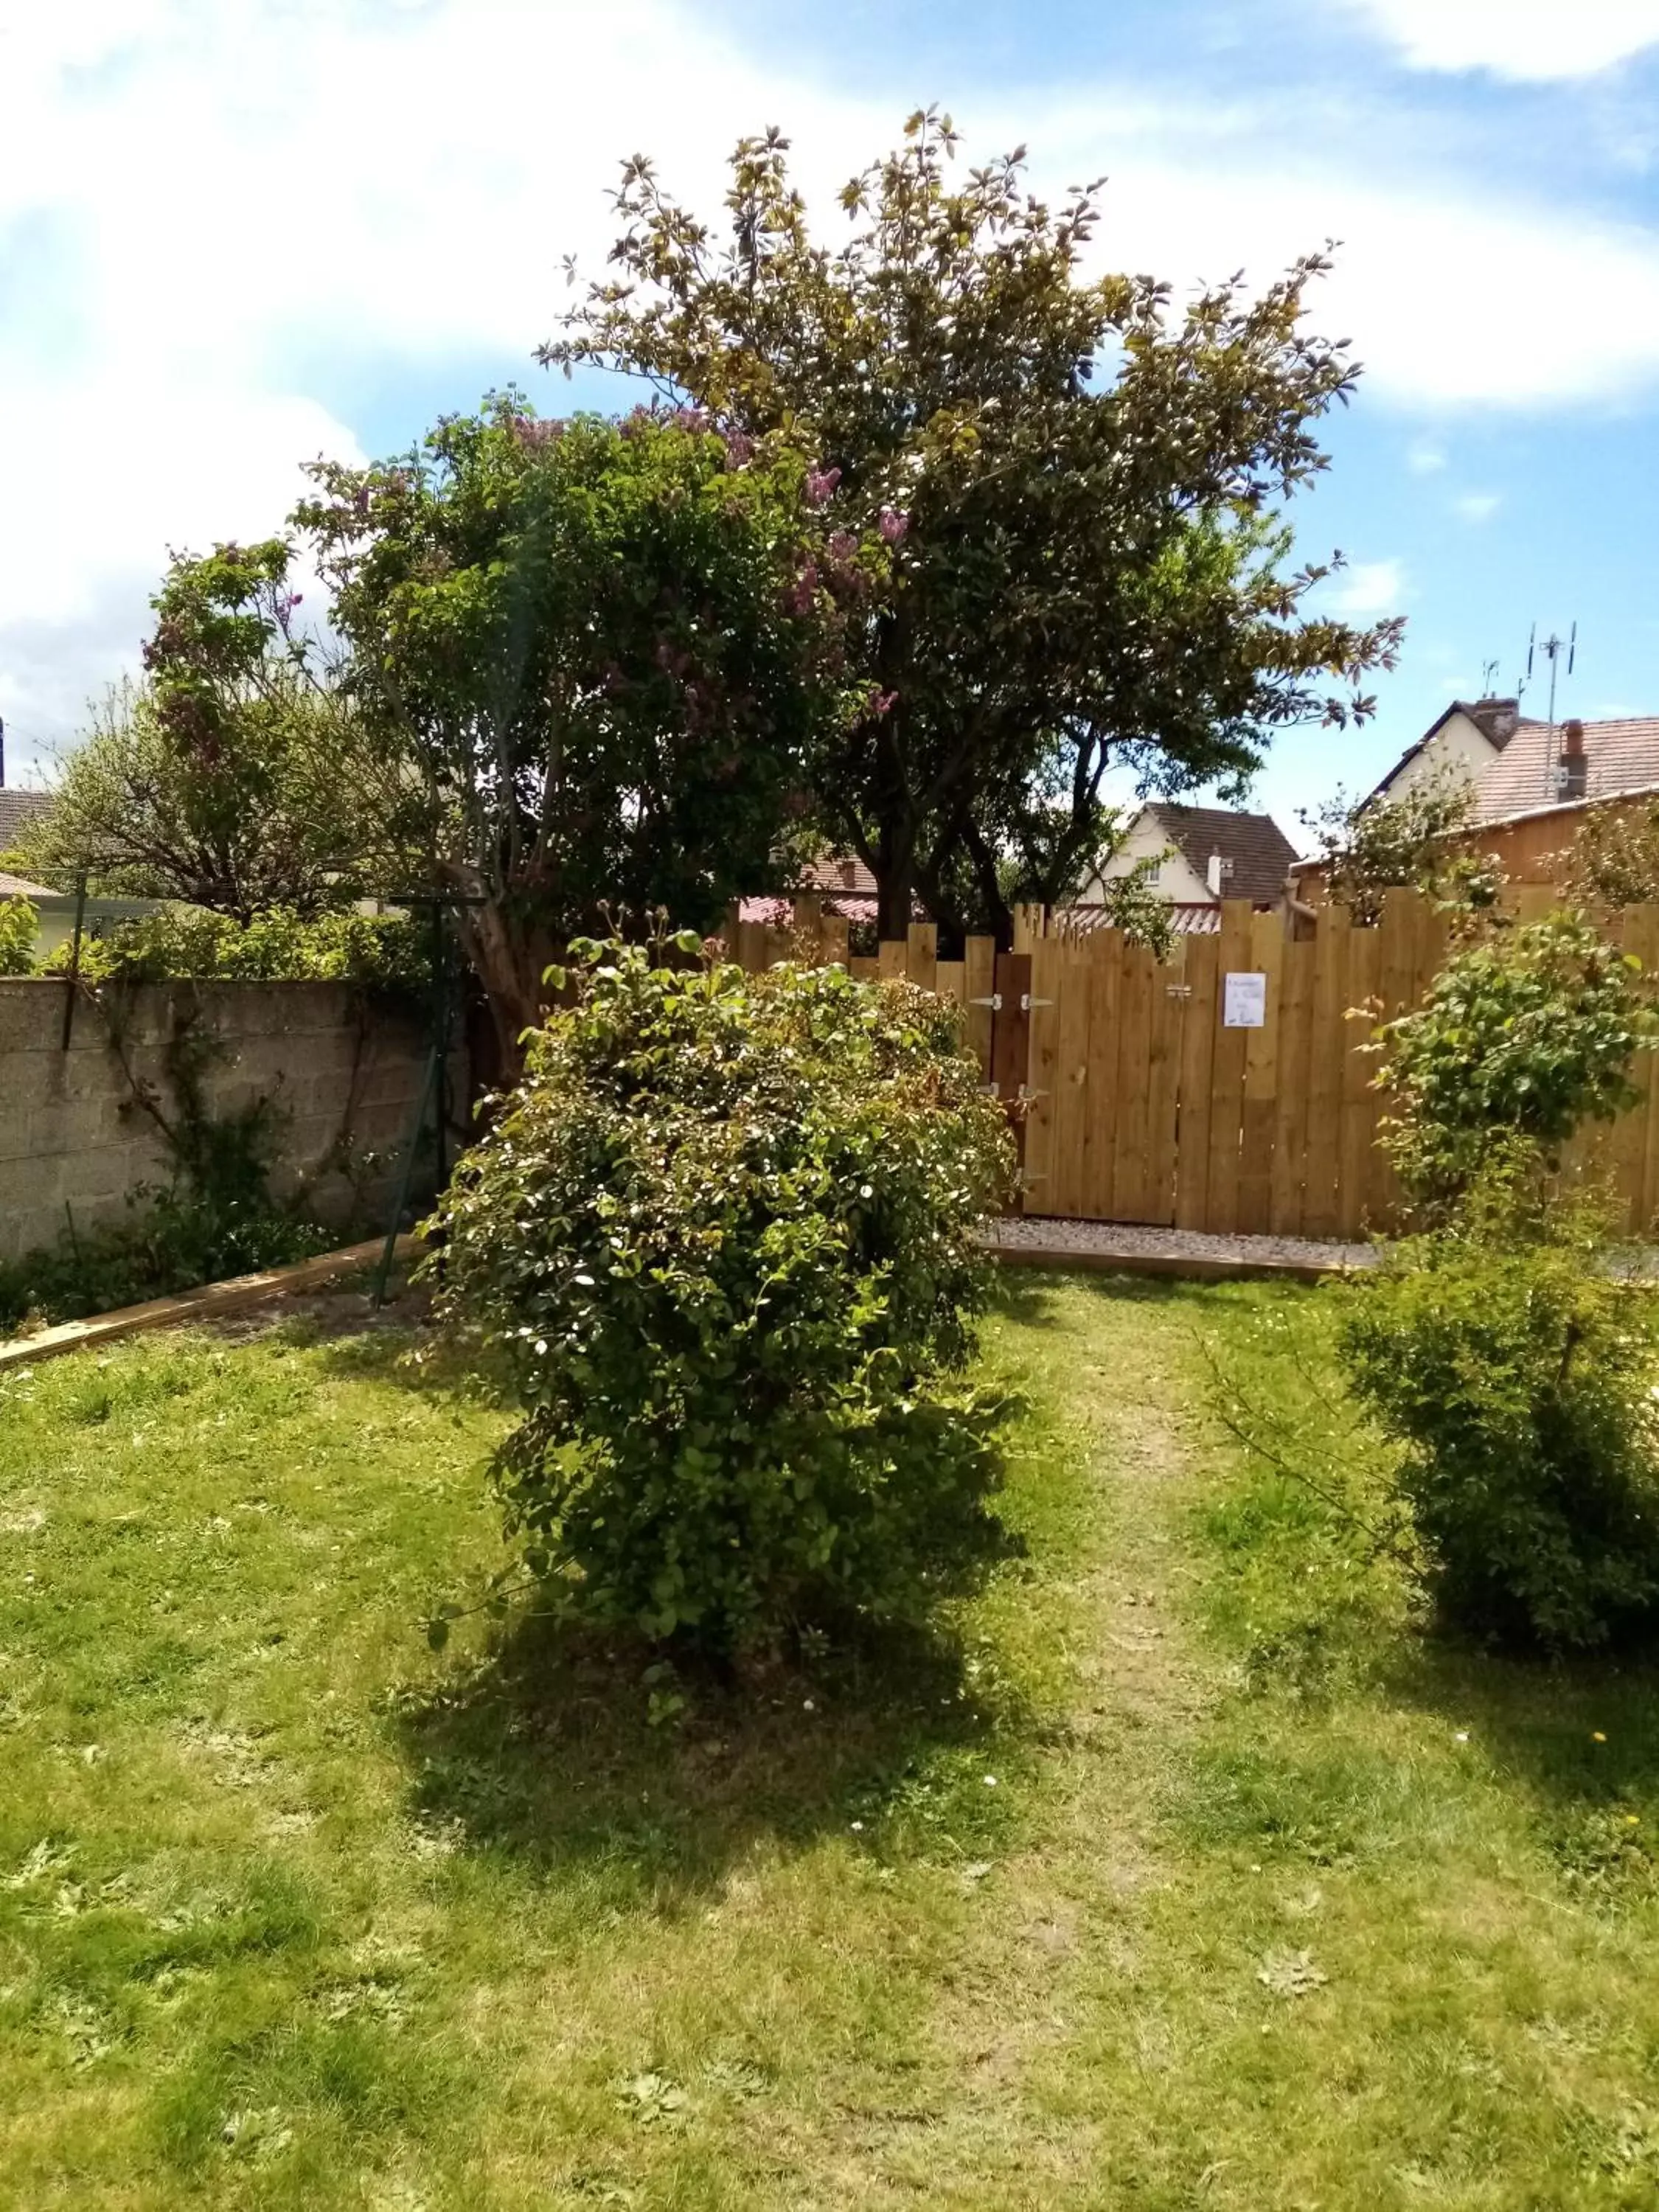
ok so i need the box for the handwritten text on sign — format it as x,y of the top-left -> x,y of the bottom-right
1222,971 -> 1267,1029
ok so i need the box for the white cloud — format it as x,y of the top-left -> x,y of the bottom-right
1454,490 -> 1502,521
7,1 -> 1659,764
1344,0 -> 1659,78
1329,558 -> 1408,616
1408,439 -> 1448,473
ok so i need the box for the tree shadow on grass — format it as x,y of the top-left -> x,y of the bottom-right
1384,1630 -> 1659,1816
386,1604 -> 1028,1910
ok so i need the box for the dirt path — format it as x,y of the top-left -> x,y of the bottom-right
810,1279 -> 1220,2208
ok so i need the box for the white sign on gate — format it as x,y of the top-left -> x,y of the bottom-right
1222,971 -> 1268,1029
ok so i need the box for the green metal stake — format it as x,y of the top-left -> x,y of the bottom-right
371,1040 -> 440,1309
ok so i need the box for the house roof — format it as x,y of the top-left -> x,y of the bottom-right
1367,697 -> 1528,806
0,787 -> 53,852
0,869 -> 52,900
1141,803 -> 1298,905
1472,716 -> 1659,825
797,853 -> 878,897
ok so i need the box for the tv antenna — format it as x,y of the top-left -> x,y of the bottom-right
1479,658 -> 1501,695
1523,622 -> 1578,724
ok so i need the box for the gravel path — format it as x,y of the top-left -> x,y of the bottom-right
984,1215 -> 1377,1275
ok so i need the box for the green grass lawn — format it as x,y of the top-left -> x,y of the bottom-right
7,1276 -> 1659,2208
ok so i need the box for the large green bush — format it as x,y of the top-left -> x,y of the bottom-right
431,942 -> 1016,1655
1338,1190 -> 1659,1650
1378,912 -> 1654,1213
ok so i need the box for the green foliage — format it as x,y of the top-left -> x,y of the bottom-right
430,940 -> 1015,1653
1562,799 -> 1659,914
1300,763 -> 1503,928
15,546 -> 384,919
1338,1194 -> 1659,1650
0,896 -> 37,975
39,903 -> 425,996
297,399 -> 874,1062
1378,911 -> 1656,1211
0,1186 -> 329,1336
546,109 -> 1401,940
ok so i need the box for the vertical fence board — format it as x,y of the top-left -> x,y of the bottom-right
1237,909 -> 1284,1235
1205,902 -> 1256,1235
1108,942 -> 1157,1220
1173,933 -> 1220,1230
964,936 -> 997,1078
849,954 -> 879,983
1144,939 -> 1185,1226
906,922 -> 938,993
1048,942 -> 1094,1217
1078,931 -> 1124,1221
1336,925 -> 1383,1238
819,914 -> 850,970
1269,933 -> 1316,1234
1301,914 -> 1350,1238
934,958 -> 965,1009
1021,937 -> 1064,1214
992,953 -> 1034,1206
877,939 -> 908,983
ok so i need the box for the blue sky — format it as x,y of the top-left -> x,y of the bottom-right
4,0 -> 1659,843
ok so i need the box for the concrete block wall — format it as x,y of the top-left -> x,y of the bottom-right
0,980 -> 466,1265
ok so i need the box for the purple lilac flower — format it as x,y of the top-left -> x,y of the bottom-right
805,466 -> 842,507
877,507 -> 909,545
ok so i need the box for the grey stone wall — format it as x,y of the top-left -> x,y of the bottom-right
0,980 -> 465,1265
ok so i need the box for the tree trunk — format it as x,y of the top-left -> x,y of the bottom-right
457,901 -> 545,1085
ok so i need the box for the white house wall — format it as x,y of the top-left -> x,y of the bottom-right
1381,712 -> 1497,802
1079,812 -> 1211,905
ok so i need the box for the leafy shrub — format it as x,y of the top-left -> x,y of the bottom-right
0,896 -> 37,976
0,1185 -> 330,1335
39,903 -> 427,996
431,940 -> 1016,1655
1300,762 -> 1503,928
1378,911 -> 1655,1212
1338,1187 -> 1659,1650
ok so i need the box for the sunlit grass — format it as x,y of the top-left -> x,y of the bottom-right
6,1276 -> 1659,2206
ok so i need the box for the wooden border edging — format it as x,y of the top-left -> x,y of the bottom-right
990,1244 -> 1364,1287
0,1235 -> 424,1372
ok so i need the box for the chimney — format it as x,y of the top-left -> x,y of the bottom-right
1207,852 -> 1224,898
1468,695 -> 1520,745
1559,717 -> 1588,801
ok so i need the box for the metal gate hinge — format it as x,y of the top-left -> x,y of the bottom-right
1165,984 -> 1192,999
1020,993 -> 1054,1012
1016,1084 -> 1048,1103
969,992 -> 1002,1009
980,1080 -> 1001,1097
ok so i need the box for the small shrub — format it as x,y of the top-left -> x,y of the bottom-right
1378,911 -> 1655,1213
0,1186 -> 329,1335
0,896 -> 37,976
431,939 -> 1016,1655
1338,1189 -> 1659,1650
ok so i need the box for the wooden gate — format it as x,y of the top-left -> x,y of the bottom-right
727,889 -> 1659,1240
1016,894 -> 1450,1237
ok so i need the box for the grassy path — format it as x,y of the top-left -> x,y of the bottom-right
7,1279 -> 1659,2207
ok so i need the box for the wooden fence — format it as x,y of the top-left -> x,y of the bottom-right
726,889 -> 1659,1240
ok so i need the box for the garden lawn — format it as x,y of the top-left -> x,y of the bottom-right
6,1279 -> 1659,2208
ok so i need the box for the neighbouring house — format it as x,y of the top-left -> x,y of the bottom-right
0,784 -> 55,861
738,852 -> 882,928
1076,802 -> 1300,934
1296,696 -> 1659,894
